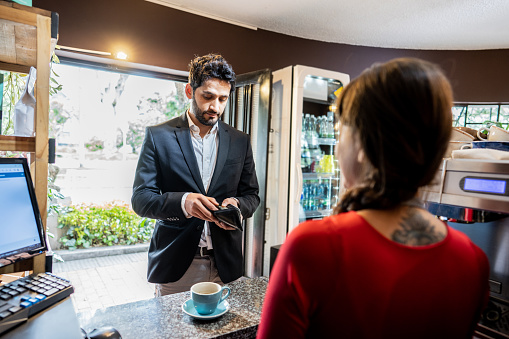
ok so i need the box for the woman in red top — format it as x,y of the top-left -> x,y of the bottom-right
257,58 -> 489,339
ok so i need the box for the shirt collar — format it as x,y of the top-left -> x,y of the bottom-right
186,110 -> 218,135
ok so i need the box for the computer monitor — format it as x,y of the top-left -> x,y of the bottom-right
0,157 -> 46,268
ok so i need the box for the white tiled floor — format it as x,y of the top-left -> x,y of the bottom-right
52,252 -> 155,315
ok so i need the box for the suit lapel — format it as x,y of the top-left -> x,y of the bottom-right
208,122 -> 230,194
175,114 -> 206,194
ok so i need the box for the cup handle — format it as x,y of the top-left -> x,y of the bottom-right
219,286 -> 230,303
477,129 -> 488,140
460,143 -> 472,150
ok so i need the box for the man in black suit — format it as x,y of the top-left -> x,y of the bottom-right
132,54 -> 260,296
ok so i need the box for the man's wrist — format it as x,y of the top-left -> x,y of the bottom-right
181,192 -> 191,218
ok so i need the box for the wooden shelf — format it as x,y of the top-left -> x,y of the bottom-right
0,135 -> 36,152
0,60 -> 31,74
0,1 -> 51,68
0,1 -> 55,275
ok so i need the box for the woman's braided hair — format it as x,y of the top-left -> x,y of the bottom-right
333,58 -> 453,214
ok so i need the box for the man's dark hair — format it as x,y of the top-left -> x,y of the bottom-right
188,53 -> 236,94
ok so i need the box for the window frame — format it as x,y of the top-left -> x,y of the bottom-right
56,50 -> 189,83
452,103 -> 509,129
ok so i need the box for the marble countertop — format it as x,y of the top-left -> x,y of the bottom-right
78,277 -> 268,339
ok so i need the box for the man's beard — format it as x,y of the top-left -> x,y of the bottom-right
192,97 -> 219,126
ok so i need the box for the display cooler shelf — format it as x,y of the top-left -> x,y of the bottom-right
302,172 -> 336,180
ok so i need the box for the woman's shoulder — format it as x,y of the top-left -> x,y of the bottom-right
280,212 -> 367,267
446,226 -> 487,255
289,211 -> 365,241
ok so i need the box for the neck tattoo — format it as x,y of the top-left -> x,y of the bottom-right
391,200 -> 445,246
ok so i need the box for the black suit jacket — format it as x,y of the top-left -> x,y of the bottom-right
131,113 -> 260,284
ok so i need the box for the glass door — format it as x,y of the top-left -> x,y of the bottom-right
299,76 -> 343,221
264,65 -> 349,275
287,66 -> 349,233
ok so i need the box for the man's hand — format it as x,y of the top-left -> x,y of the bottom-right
184,193 -> 218,223
216,197 -> 239,230
221,197 -> 244,225
184,194 -> 236,231
221,197 -> 238,208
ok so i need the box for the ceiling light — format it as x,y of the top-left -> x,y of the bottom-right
116,51 -> 128,60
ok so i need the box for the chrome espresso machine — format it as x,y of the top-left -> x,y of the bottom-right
422,159 -> 509,338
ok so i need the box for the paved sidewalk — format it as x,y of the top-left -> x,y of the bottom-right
52,251 -> 155,315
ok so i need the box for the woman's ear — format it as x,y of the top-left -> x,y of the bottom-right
357,148 -> 365,164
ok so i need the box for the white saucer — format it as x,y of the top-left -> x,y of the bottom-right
182,298 -> 229,320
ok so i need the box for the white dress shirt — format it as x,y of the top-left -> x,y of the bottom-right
181,110 -> 219,249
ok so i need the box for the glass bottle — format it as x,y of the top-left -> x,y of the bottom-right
327,111 -> 334,139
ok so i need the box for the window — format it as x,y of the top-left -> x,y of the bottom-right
452,104 -> 509,129
49,60 -> 188,206
44,58 -> 190,250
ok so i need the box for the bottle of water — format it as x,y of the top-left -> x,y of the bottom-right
318,116 -> 326,138
303,181 -> 310,211
312,116 -> 319,139
301,114 -> 311,172
304,114 -> 310,138
307,115 -> 318,148
322,113 -> 327,139
316,116 -> 322,138
323,179 -> 331,210
309,180 -> 317,211
301,140 -> 311,173
316,179 -> 324,210
302,114 -> 308,134
327,112 -> 334,139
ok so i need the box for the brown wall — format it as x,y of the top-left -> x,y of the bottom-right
34,0 -> 509,102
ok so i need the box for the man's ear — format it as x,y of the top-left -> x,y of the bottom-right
185,83 -> 193,99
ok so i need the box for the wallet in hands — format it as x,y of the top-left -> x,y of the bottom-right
212,204 -> 243,231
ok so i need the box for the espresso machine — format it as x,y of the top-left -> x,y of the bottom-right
422,158 -> 509,338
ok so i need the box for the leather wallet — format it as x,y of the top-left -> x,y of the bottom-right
212,204 -> 243,231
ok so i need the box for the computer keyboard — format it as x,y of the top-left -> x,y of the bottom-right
0,272 -> 74,335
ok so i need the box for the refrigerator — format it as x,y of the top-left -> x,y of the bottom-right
264,65 -> 350,276
223,69 -> 272,279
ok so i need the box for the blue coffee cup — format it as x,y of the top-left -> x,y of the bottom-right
191,282 -> 230,315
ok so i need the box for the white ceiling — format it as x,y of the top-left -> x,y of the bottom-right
147,0 -> 509,50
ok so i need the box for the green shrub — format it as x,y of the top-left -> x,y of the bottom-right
58,202 -> 155,250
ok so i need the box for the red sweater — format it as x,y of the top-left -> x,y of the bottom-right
258,211 -> 489,339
